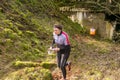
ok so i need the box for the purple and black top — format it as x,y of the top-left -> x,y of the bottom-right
52,31 -> 70,50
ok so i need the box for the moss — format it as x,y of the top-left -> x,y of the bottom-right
3,67 -> 53,80
98,48 -> 110,54
12,61 -> 41,68
39,68 -> 53,80
20,43 -> 31,51
0,0 -> 83,79
25,30 -> 36,37
21,51 -> 37,60
84,70 -> 102,80
33,48 -> 40,54
0,11 -> 6,19
40,62 -> 56,69
0,39 -> 13,46
1,28 -> 20,41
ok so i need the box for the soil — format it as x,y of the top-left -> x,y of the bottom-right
0,36 -> 120,80
52,36 -> 120,80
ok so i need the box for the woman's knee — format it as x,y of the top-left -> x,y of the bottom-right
58,64 -> 60,68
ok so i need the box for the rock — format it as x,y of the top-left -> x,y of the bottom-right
40,62 -> 57,70
3,67 -> 53,80
12,61 -> 41,69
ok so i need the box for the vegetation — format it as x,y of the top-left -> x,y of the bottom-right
56,0 -> 120,23
3,67 -> 53,80
0,0 -> 82,79
0,0 -> 120,80
0,0 -> 82,59
56,0 -> 120,43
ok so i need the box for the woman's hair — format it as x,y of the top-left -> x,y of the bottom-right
54,24 -> 62,30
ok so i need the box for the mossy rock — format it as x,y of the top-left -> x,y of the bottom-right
12,61 -> 41,68
3,67 -> 53,80
40,62 -> 56,69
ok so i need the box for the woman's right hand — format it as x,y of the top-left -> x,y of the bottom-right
53,47 -> 60,51
49,47 -> 52,50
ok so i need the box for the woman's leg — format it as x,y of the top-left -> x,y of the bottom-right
60,48 -> 70,79
57,51 -> 61,68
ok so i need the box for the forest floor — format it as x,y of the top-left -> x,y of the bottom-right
52,35 -> 120,80
0,35 -> 120,80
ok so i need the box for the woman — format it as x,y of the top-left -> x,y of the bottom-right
50,24 -> 71,80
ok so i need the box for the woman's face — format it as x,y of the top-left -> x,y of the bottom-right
54,28 -> 61,35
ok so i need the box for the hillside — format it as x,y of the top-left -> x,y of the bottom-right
0,0 -> 120,80
0,0 -> 81,79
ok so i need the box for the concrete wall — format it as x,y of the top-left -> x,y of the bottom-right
68,12 -> 115,39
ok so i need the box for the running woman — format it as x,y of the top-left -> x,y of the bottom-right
50,24 -> 71,80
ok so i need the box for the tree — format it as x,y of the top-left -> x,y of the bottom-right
56,0 -> 120,23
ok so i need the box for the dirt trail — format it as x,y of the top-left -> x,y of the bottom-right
0,54 -> 14,79
52,66 -> 74,80
52,36 -> 120,80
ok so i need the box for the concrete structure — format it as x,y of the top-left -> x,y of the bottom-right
66,9 -> 116,39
